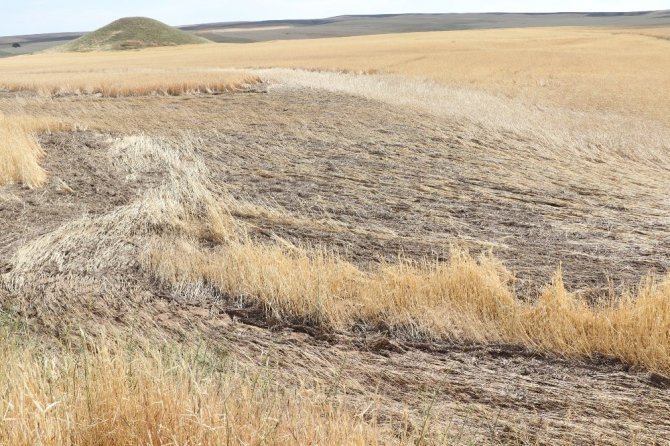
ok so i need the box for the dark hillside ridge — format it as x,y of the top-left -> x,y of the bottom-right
2,10 -> 669,56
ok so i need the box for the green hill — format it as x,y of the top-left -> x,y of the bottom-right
60,17 -> 210,52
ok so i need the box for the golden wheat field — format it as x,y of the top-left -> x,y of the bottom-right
2,27 -> 669,120
1,24 -> 670,445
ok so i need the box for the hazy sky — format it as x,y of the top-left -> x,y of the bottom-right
3,0 -> 669,36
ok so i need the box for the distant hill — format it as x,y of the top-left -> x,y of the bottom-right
2,10 -> 670,57
58,17 -> 210,52
182,10 -> 670,42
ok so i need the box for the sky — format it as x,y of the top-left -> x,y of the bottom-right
3,0 -> 669,36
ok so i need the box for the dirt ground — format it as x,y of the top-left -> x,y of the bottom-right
2,85 -> 670,443
6,86 -> 667,295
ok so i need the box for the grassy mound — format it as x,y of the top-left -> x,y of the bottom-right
60,17 -> 210,52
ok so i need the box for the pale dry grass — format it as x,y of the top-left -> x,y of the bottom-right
3,135 -> 228,285
5,69 -> 668,200
6,133 -> 669,373
4,132 -> 670,442
259,68 -> 670,173
0,334 -> 391,446
8,74 -> 663,294
0,114 -> 70,187
0,66 -> 260,97
1,26 -> 669,444
147,223 -> 670,374
615,26 -> 670,41
1,26 -> 667,119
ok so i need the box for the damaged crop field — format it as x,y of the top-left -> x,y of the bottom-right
0,24 -> 669,445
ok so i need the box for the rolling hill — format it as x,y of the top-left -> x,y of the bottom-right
58,17 -> 210,52
1,10 -> 670,56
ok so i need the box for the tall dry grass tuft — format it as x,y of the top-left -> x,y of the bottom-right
0,114 -> 69,188
519,273 -> 670,371
0,334 -> 389,446
146,233 -> 670,373
7,134 -> 669,375
0,70 -> 261,97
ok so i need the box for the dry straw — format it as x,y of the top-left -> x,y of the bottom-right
0,334 -> 389,446
0,114 -> 70,188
